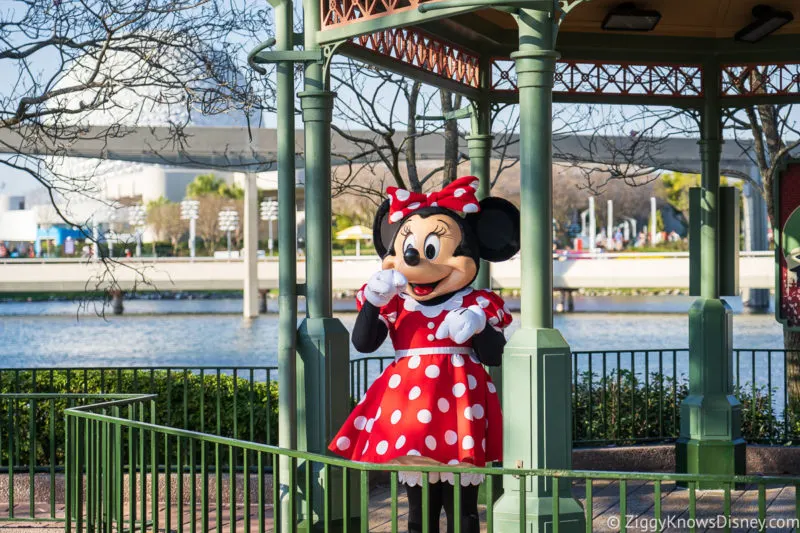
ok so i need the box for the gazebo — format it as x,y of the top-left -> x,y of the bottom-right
246,0 -> 800,530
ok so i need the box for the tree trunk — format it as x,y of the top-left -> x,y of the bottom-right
406,82 -> 422,193
440,90 -> 461,185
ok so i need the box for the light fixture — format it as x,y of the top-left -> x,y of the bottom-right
601,3 -> 661,32
735,5 -> 793,43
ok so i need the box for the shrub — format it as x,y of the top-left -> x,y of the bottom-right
572,369 -> 786,446
0,369 -> 278,465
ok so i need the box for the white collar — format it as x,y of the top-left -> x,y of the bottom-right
399,288 -> 473,318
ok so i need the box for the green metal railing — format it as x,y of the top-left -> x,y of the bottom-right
0,394 -> 150,522
63,394 -> 800,533
0,367 -> 278,522
352,349 -> 800,446
0,348 -> 798,523
0,366 -> 278,441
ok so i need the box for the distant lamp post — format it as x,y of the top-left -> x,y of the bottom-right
218,208 -> 240,257
91,217 -> 99,261
105,208 -> 118,257
129,204 -> 146,257
180,199 -> 200,258
260,199 -> 278,256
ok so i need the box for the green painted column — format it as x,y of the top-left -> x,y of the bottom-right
493,8 -> 584,533
468,127 -> 493,291
273,0 -> 298,532
470,56 -> 493,291
296,0 -> 354,527
676,60 -> 745,486
468,63 -> 503,507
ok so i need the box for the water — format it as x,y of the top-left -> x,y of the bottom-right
0,296 -> 784,368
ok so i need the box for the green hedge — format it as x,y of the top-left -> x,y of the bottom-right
573,369 -> 794,446
0,370 -> 278,466
1,367 -> 796,467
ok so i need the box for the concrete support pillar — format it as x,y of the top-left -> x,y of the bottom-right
243,172 -> 260,319
111,291 -> 124,315
588,196 -> 596,251
650,196 -> 657,245
91,221 -> 99,260
296,0 -> 353,526
258,290 -> 268,314
493,8 -> 584,532
743,162 -> 770,310
677,59 -> 745,487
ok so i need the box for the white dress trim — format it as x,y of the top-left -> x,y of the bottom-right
399,288 -> 473,318
399,470 -> 485,487
394,347 -> 475,359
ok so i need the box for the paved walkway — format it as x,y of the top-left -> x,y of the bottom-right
0,481 -> 796,532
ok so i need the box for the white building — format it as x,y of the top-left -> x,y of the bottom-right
13,46 -> 305,250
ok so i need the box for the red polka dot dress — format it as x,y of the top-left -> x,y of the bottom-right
329,287 -> 512,485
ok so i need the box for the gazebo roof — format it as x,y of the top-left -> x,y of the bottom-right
317,0 -> 800,106
560,0 -> 799,38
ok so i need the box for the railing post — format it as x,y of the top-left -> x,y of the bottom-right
492,7 -> 584,532
65,412 -> 72,533
676,58 -> 745,487
296,0 -> 354,528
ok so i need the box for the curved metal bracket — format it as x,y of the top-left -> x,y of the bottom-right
248,36 -> 324,75
322,40 -> 348,77
247,38 -> 277,75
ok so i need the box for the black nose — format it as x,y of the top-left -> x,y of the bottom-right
404,247 -> 421,266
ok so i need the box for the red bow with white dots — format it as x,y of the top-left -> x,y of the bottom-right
387,176 -> 481,224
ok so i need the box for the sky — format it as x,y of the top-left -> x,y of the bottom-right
1,2 -> 798,198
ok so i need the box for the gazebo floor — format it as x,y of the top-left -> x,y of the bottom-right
0,480 -> 796,532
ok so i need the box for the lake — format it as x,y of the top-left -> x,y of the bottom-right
0,295 -> 783,369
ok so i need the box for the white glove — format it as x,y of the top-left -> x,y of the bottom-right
364,269 -> 407,307
435,306 -> 487,345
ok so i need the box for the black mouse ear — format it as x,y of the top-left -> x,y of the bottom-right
466,197 -> 520,262
373,199 -> 395,257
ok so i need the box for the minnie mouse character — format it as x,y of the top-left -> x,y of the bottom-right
329,176 -> 520,533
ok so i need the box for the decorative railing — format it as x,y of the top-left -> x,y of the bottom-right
492,58 -> 704,98
722,63 -> 800,97
62,394 -> 800,533
353,349 -> 800,446
0,366 -> 277,522
322,0 -> 446,29
0,349 -> 798,522
351,28 -> 481,88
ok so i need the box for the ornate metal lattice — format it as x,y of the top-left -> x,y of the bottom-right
351,28 -> 481,89
323,0 -> 445,28
491,59 -> 517,92
492,59 -> 704,98
721,63 -> 800,97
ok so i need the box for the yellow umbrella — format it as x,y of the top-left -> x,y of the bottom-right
335,225 -> 373,256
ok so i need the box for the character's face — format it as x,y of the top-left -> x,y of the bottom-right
381,213 -> 477,302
